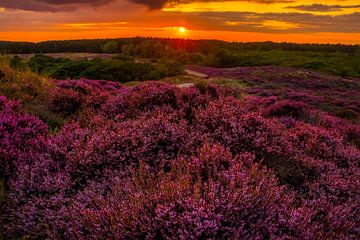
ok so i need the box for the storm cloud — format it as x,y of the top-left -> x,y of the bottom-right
128,0 -> 294,10
0,0 -> 295,11
0,0 -> 114,12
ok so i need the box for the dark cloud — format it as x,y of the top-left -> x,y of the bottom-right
154,11 -> 360,33
130,0 -> 169,9
286,4 -> 360,12
0,0 -> 113,12
128,0 -> 294,10
0,0 -> 295,11
39,0 -> 109,3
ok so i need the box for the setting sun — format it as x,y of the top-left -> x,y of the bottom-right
179,27 -> 187,33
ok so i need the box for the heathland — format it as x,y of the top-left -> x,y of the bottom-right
0,39 -> 359,239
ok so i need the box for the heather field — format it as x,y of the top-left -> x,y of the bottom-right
1,0 -> 360,237
187,65 -> 360,121
1,58 -> 360,239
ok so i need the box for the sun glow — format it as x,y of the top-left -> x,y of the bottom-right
179,27 -> 187,33
162,0 -> 360,16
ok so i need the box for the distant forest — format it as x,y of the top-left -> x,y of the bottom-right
2,38 -> 360,77
0,38 -> 359,54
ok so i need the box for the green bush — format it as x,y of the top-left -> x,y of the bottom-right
27,55 -> 183,82
102,41 -> 119,53
10,56 -> 27,70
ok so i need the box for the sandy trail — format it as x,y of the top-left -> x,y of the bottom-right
184,69 -> 208,78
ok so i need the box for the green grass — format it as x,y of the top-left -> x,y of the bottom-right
0,56 -> 51,102
209,78 -> 249,89
208,49 -> 360,77
0,56 -> 65,129
123,81 -> 142,87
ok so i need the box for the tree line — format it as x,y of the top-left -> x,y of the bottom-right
0,38 -> 359,55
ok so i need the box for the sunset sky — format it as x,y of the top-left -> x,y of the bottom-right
0,0 -> 359,43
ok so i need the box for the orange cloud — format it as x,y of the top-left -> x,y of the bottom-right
0,0 -> 359,43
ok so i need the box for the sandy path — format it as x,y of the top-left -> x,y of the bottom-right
184,69 -> 208,78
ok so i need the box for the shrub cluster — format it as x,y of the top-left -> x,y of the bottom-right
50,79 -> 123,116
187,65 -> 360,119
1,81 -> 359,239
28,55 -> 183,82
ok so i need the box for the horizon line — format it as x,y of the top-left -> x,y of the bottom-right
1,36 -> 359,46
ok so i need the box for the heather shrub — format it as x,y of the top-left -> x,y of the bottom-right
194,98 -> 321,189
50,88 -> 81,116
289,122 -> 359,168
262,100 -> 309,120
343,125 -> 360,148
55,79 -> 123,95
103,82 -> 178,118
50,79 -> 123,121
58,115 -> 190,189
39,144 -> 306,239
0,96 -> 48,180
175,86 -> 209,122
188,65 -> 360,119
1,81 -> 360,239
194,81 -> 222,99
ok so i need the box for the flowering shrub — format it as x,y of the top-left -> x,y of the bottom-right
343,125 -> 360,148
1,81 -> 360,239
50,88 -> 81,115
187,65 -> 360,118
54,79 -> 123,94
0,96 -> 48,179
262,100 -> 309,120
50,79 -> 123,117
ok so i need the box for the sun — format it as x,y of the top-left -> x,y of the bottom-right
179,27 -> 187,33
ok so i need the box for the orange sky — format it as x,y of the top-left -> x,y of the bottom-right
0,0 -> 359,43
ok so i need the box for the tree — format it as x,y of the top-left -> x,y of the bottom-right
102,41 -> 119,53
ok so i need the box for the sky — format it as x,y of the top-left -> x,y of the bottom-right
0,0 -> 359,43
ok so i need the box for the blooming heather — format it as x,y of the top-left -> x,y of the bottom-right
0,80 -> 359,239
